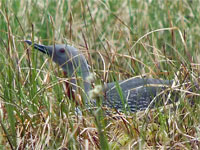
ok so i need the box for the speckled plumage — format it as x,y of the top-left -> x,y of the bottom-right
103,77 -> 172,112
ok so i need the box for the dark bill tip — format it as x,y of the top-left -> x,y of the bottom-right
25,40 -> 49,55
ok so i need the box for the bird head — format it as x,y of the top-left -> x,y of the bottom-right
25,40 -> 90,78
25,40 -> 91,97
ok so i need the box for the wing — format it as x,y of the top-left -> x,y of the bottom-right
103,77 -> 173,112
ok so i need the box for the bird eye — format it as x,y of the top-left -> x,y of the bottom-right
59,48 -> 65,53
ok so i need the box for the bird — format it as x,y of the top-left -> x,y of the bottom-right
25,40 -> 175,112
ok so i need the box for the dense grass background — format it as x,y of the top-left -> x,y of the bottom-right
0,0 -> 200,149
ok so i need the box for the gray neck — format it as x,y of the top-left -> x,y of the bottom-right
63,46 -> 91,100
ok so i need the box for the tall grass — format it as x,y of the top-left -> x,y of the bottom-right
0,0 -> 200,149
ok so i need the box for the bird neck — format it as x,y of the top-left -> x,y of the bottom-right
63,57 -> 91,101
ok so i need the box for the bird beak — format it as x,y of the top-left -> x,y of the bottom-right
25,40 -> 51,55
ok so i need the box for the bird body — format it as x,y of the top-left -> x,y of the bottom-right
103,77 -> 172,112
25,41 -> 173,112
